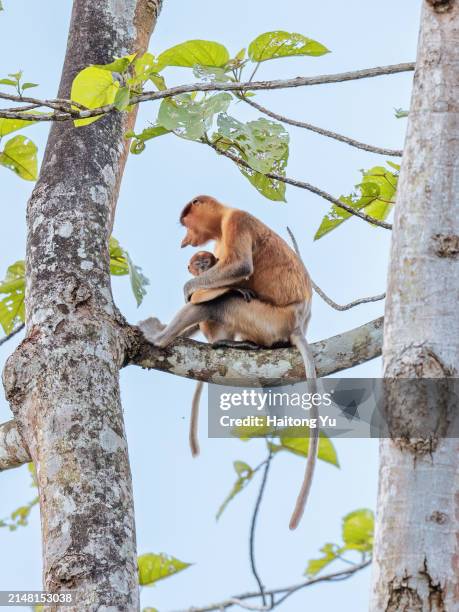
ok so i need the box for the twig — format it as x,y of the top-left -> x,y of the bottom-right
167,560 -> 371,612
0,323 -> 25,347
286,228 -> 386,310
241,96 -> 403,157
0,62 -> 415,122
204,140 -> 392,230
249,450 -> 273,607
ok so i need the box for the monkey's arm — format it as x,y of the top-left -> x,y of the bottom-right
184,222 -> 253,302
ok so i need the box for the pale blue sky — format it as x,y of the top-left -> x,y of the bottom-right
0,1 -> 421,610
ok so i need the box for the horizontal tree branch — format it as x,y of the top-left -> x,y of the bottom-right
0,62 -> 415,122
131,316 -> 383,385
242,96 -> 403,157
0,420 -> 30,471
204,140 -> 392,230
169,559 -> 371,612
0,317 -> 382,472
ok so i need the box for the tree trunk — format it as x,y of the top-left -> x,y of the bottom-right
2,1 -> 161,609
370,1 -> 459,610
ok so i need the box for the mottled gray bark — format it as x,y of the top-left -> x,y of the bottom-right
0,420 -> 30,470
371,2 -> 459,610
1,1 -> 161,610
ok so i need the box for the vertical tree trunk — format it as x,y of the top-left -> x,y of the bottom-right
2,1 -> 161,609
371,1 -> 459,610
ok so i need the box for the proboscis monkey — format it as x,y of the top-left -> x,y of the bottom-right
140,196 -> 318,529
187,250 -> 257,457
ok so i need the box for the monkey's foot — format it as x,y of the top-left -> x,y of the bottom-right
138,317 -> 166,344
211,339 -> 260,350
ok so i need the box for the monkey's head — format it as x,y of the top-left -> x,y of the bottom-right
188,251 -> 218,276
180,195 -> 224,248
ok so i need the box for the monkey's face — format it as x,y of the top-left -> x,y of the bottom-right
188,251 -> 217,276
180,196 -> 222,248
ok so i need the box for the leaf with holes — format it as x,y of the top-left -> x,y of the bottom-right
0,260 -> 25,334
216,461 -> 254,520
213,115 -> 289,201
138,553 -> 191,586
156,40 -> 229,71
315,163 -> 398,240
0,135 -> 37,180
158,93 -> 232,140
248,31 -> 330,62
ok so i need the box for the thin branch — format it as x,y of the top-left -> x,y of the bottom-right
241,96 -> 403,157
204,139 -> 392,230
0,62 -> 415,122
249,450 -> 273,607
0,323 -> 25,347
286,228 -> 386,310
168,560 -> 371,612
312,282 -> 385,311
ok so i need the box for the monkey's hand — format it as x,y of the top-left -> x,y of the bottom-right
183,278 -> 198,303
234,287 -> 257,302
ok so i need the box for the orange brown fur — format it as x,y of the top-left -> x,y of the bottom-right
181,196 -> 311,307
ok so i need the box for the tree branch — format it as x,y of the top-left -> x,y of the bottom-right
0,324 -> 25,347
241,96 -> 403,157
168,560 -> 371,612
131,316 -> 383,385
0,420 -> 30,471
0,62 -> 415,122
204,140 -> 392,230
0,317 -> 382,472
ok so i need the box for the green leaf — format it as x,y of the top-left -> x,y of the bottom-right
213,115 -> 289,201
216,461 -> 254,519
342,509 -> 374,552
71,66 -> 119,127
114,86 -> 131,111
394,108 -> 409,119
305,543 -> 340,577
0,78 -> 17,87
93,53 -> 137,74
138,553 -> 191,586
0,260 -> 25,334
272,428 -> 339,467
158,93 -> 232,140
8,71 -> 22,81
0,135 -> 38,180
192,64 -> 232,82
109,237 -> 149,306
314,163 -> 398,240
156,40 -> 230,71
127,124 -> 170,154
0,117 -> 34,137
248,31 -> 330,62
127,252 -> 149,307
21,82 -> 38,90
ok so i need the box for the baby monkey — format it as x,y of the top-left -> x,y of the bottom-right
188,251 -> 255,303
187,250 -> 256,457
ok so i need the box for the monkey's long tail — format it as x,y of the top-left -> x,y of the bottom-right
189,381 -> 204,457
289,334 -> 320,530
